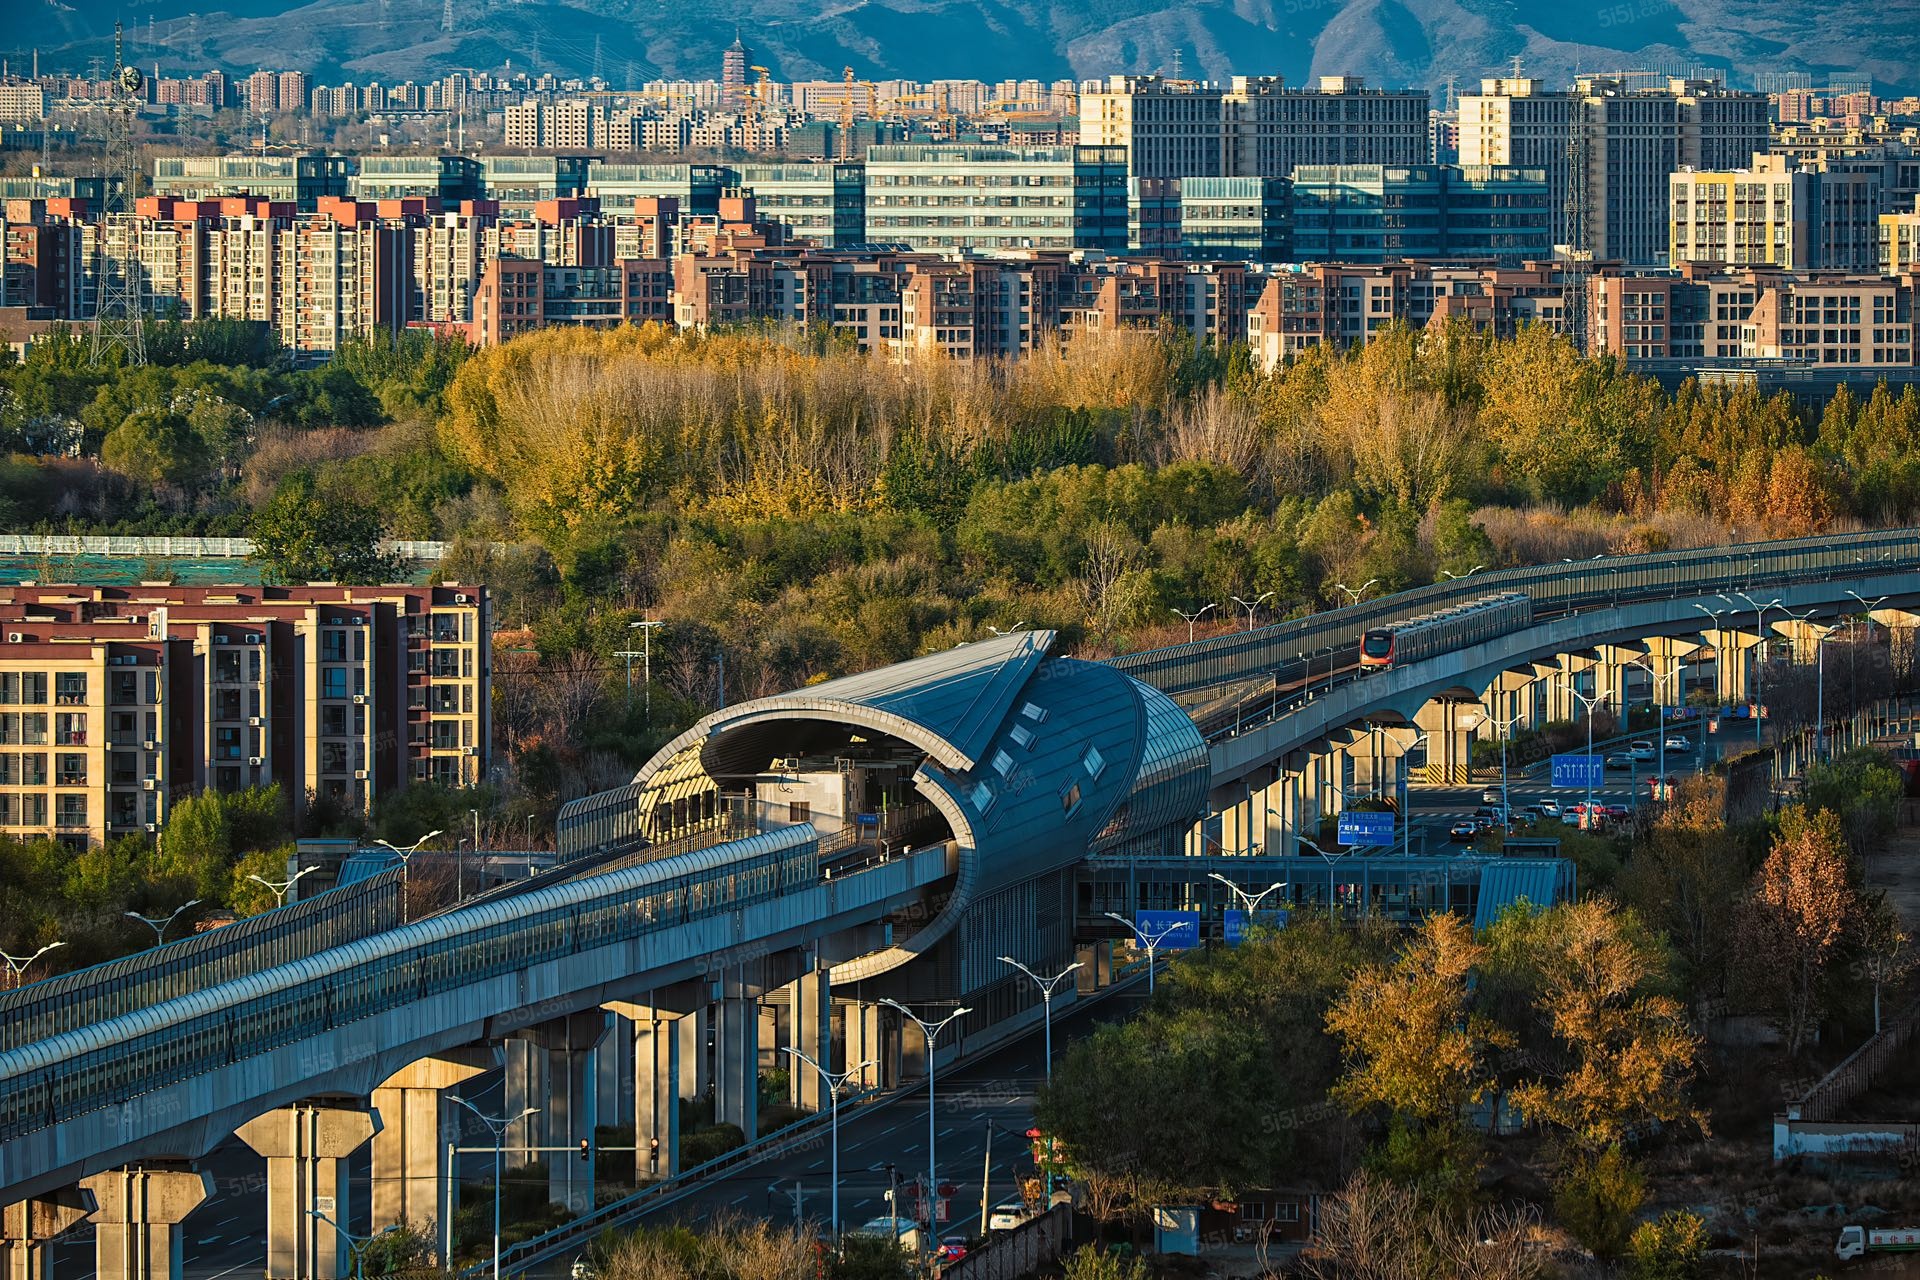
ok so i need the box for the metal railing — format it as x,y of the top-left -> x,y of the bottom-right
0,534 -> 510,561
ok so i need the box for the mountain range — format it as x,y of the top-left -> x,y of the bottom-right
8,0 -> 1917,99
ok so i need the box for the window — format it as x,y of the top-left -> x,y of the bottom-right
1008,724 -> 1034,749
54,673 -> 87,705
787,800 -> 811,823
322,668 -> 349,699
1061,782 -> 1081,815
991,749 -> 1014,778
971,781 -> 996,812
1020,702 -> 1048,723
1083,744 -> 1106,779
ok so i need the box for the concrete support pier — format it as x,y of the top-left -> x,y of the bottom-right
2,1190 -> 91,1280
369,1048 -> 490,1240
81,1169 -> 209,1280
237,1103 -> 378,1280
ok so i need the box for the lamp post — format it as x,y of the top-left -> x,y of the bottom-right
1333,579 -> 1379,607
124,899 -> 201,948
1473,711 -> 1523,829
376,829 -> 446,919
877,1000 -> 972,1249
1206,873 -> 1287,938
1100,912 -> 1182,993
628,618 -> 662,724
247,865 -> 318,908
450,1097 -> 539,1280
997,958 -> 1082,1084
1628,658 -> 1686,805
0,941 -> 63,989
1440,564 -> 1485,580
781,1048 -> 874,1243
1229,592 -> 1274,632
307,1210 -> 397,1280
1172,603 -> 1216,644
1731,592 -> 1784,749
1554,677 -> 1606,826
1297,836 -> 1347,917
986,622 -> 1029,638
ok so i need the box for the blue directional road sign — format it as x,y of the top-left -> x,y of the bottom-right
1225,908 -> 1291,945
1550,754 -> 1604,789
1337,810 -> 1397,846
1134,910 -> 1201,950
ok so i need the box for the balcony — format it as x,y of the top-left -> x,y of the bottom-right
55,733 -> 86,747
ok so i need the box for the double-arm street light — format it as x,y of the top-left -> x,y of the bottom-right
124,900 -> 201,948
986,622 -> 1029,638
877,1001 -> 972,1247
1333,579 -> 1379,606
1628,658 -> 1687,804
1440,564 -> 1485,580
307,1211 -> 397,1280
1296,836 -> 1349,916
781,1048 -> 875,1243
996,958 -> 1082,1084
450,1097 -> 540,1280
1553,677 -> 1607,825
0,941 -> 63,989
1172,604 -> 1216,644
1101,912 -> 1183,993
377,829 -> 445,918
247,865 -> 318,908
1730,592 -> 1785,748
1230,591 -> 1274,632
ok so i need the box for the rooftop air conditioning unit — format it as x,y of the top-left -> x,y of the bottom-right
454,593 -> 471,604
6,633 -> 21,644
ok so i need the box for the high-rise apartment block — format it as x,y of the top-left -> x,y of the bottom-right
1669,153 -> 1888,271
1078,75 -> 1429,181
1291,164 -> 1553,265
1884,198 -> 1920,274
0,82 -> 48,122
1458,76 -> 1768,264
0,583 -> 489,847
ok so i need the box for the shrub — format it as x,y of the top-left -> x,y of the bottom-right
1552,1145 -> 1646,1262
1628,1210 -> 1709,1280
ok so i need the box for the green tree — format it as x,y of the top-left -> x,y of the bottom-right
250,471 -> 406,584
1628,1210 -> 1709,1280
101,407 -> 214,490
1553,1144 -> 1646,1262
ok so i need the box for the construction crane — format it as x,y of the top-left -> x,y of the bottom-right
838,66 -> 855,160
745,64 -> 772,129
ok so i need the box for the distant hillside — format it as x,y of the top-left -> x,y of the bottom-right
9,0 -> 1916,97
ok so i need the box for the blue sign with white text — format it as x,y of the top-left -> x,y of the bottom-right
1225,908 -> 1291,944
1551,754 -> 1604,788
1133,910 -> 1201,950
1337,811 -> 1397,846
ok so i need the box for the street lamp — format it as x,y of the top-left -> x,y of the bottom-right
877,1000 -> 972,1250
781,1048 -> 875,1242
1206,872 -> 1288,932
1553,677 -> 1606,826
0,941 -> 63,988
986,621 -> 1029,638
1229,592 -> 1274,632
1731,592 -> 1784,749
1440,565 -> 1485,580
1101,912 -> 1183,994
1333,579 -> 1379,606
1297,836 -> 1349,916
450,1097 -> 540,1280
376,829 -> 445,918
1472,711 -> 1523,830
996,958 -> 1082,1084
1172,603 -> 1216,643
247,865 -> 319,908
307,1211 -> 398,1280
1628,659 -> 1686,805
627,618 -> 663,724
124,900 -> 201,948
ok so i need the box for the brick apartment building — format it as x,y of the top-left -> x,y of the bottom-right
0,584 -> 489,847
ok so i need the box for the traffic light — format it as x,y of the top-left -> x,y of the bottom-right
579,1139 -> 591,1162
648,1137 -> 660,1167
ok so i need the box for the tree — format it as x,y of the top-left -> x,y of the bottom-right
1628,1210 -> 1709,1280
1617,777 -> 1745,997
1739,807 -> 1861,1056
1486,899 -> 1704,1150
1326,915 -> 1510,1193
1297,1172 -> 1545,1280
101,406 -> 214,491
1060,1246 -> 1149,1280
250,471 -> 405,585
1553,1144 -> 1646,1262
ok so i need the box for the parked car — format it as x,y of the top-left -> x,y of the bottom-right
936,1236 -> 971,1264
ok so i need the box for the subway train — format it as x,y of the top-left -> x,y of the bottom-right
1358,592 -> 1534,671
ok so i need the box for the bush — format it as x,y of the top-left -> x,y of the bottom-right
1629,1210 -> 1709,1280
1553,1145 -> 1646,1262
680,1123 -> 746,1168
1061,1245 -> 1149,1280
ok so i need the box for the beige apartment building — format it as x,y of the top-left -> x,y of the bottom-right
0,584 -> 488,847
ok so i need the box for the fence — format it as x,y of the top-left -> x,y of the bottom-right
942,1205 -> 1074,1280
1788,1000 -> 1920,1123
0,535 -> 502,561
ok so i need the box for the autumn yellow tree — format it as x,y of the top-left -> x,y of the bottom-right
1739,807 -> 1862,1056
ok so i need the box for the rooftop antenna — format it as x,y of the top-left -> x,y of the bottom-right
91,20 -> 145,367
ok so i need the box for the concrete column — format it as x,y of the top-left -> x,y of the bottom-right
788,968 -> 831,1110
369,1048 -> 489,1240
507,1012 -> 608,1214
841,1000 -> 892,1089
236,1104 -> 377,1280
1595,644 -> 1646,718
1703,628 -> 1761,705
80,1170 -> 208,1280
715,975 -> 761,1139
1414,700 -> 1475,785
3,1190 -> 91,1280
596,1009 -> 634,1145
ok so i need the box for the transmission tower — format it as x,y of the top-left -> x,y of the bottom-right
442,0 -> 454,32
91,22 -> 146,368
1561,123 -> 1593,355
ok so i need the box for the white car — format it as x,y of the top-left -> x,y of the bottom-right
1628,744 -> 1657,762
1663,735 -> 1691,751
988,1200 -> 1034,1232
1537,799 -> 1562,817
